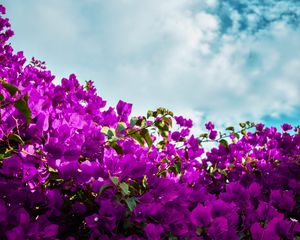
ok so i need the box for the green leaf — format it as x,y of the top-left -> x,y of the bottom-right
174,160 -> 182,174
0,93 -> 4,101
241,129 -> 247,136
117,122 -> 127,132
101,126 -> 110,134
162,116 -> 172,127
101,127 -> 116,140
219,139 -> 229,148
1,79 -> 20,96
135,118 -> 146,128
119,182 -> 129,195
110,176 -> 119,185
140,128 -> 153,149
48,167 -> 58,173
130,117 -> 138,128
14,97 -> 32,124
196,227 -> 204,236
99,183 -> 113,195
239,122 -> 246,128
127,129 -> 145,146
199,133 -> 208,138
225,126 -> 235,131
142,175 -> 147,188
147,110 -> 154,118
155,121 -> 169,138
8,134 -> 25,145
125,197 -> 137,211
109,141 -> 123,154
107,129 -> 115,140
234,132 -> 240,139
157,140 -> 167,149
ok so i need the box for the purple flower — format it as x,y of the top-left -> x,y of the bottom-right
190,204 -> 212,227
0,4 -> 6,14
0,199 -> 7,222
281,123 -> 293,131
116,100 -> 132,121
144,224 -> 164,240
207,217 -> 228,239
270,190 -> 295,212
209,130 -> 218,140
171,131 -> 181,141
205,121 -> 215,130
256,123 -> 264,132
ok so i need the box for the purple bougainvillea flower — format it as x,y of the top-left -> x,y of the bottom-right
6,226 -> 25,240
42,224 -> 59,238
116,100 -> 132,122
255,123 -> 264,132
207,217 -> 228,239
0,155 -> 22,178
0,199 -> 7,222
85,213 -> 101,229
270,190 -> 295,212
144,223 -> 164,240
190,204 -> 212,227
58,161 -> 79,180
171,131 -> 181,141
205,121 -> 215,130
63,148 -> 81,161
281,123 -> 293,131
256,201 -> 280,221
209,130 -> 218,140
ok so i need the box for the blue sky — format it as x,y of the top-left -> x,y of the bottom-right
3,0 -> 300,131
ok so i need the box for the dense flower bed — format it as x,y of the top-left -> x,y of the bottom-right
0,5 -> 300,239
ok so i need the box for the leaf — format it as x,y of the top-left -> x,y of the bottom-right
1,79 -> 20,96
135,118 -> 146,128
101,127 -> 116,140
101,126 -> 110,134
14,97 -> 32,124
147,110 -> 154,118
174,160 -> 182,174
157,140 -> 167,149
239,122 -> 246,128
107,129 -> 115,140
162,116 -> 172,127
219,139 -> 229,148
234,132 -> 240,139
130,117 -> 138,128
8,134 -> 25,145
99,183 -> 113,195
0,93 -> 4,101
241,129 -> 247,136
125,197 -> 137,211
127,129 -> 145,146
110,176 -> 119,185
140,128 -> 153,149
196,227 -> 204,236
109,141 -> 123,154
225,126 -> 235,131
117,122 -> 127,132
119,182 -> 129,196
142,175 -> 147,188
199,133 -> 208,138
155,121 -> 169,138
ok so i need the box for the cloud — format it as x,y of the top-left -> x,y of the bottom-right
5,0 -> 300,129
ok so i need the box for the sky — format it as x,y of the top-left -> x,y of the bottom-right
3,0 -> 300,132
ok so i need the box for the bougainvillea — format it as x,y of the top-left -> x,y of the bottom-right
0,5 -> 300,240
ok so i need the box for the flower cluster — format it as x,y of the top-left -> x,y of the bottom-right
0,5 -> 300,239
